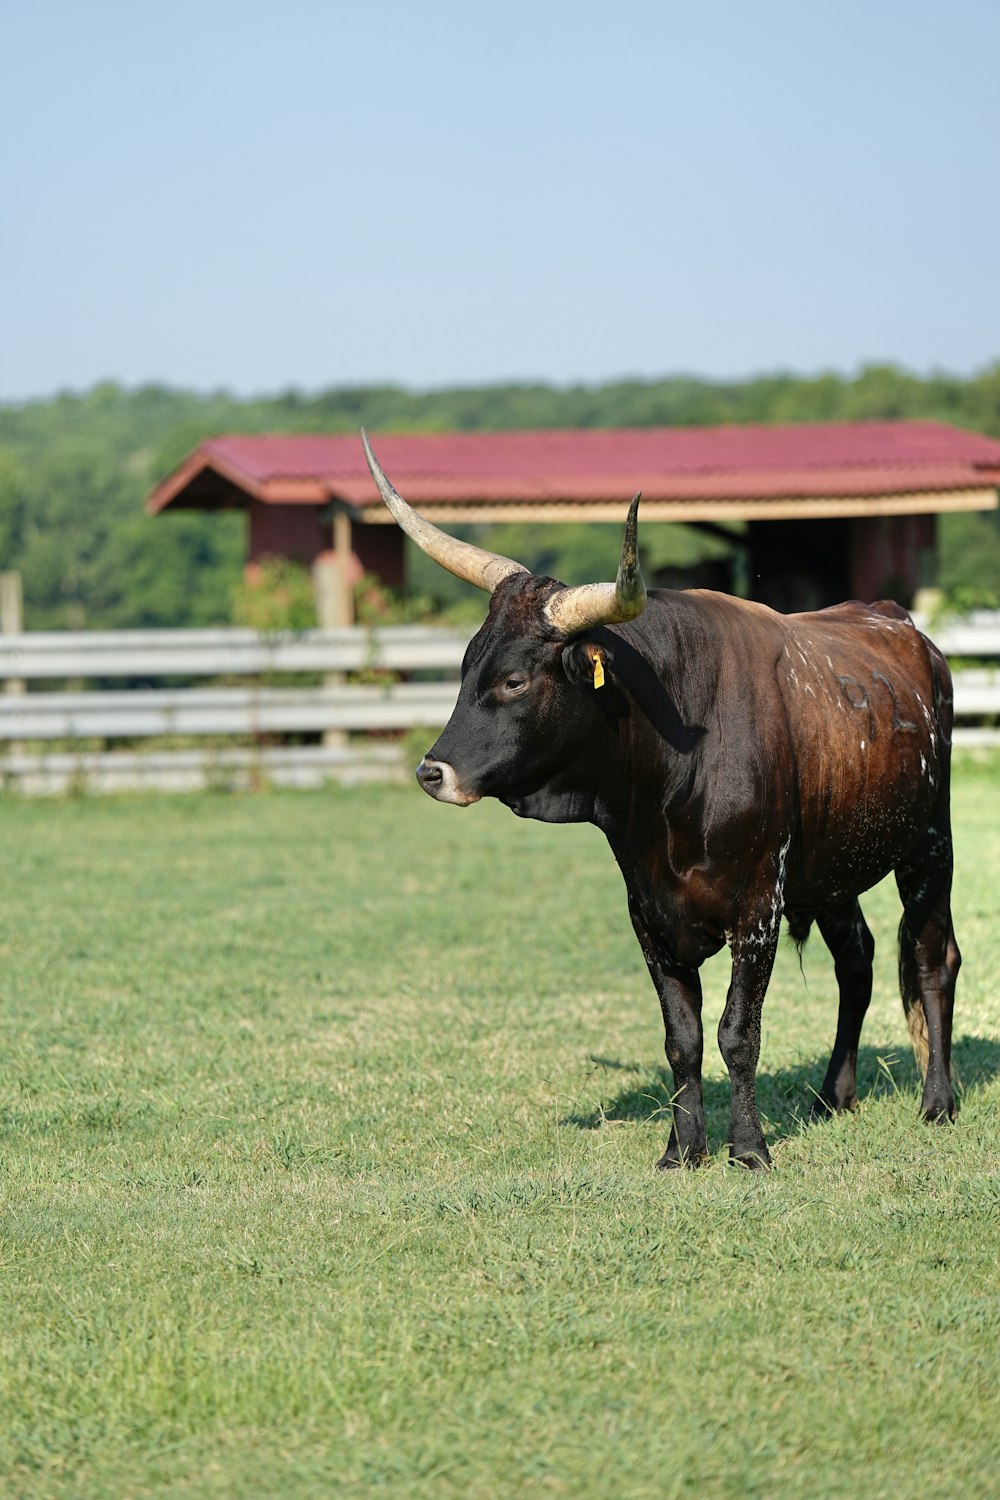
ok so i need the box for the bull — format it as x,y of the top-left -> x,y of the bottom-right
362,431 -> 960,1168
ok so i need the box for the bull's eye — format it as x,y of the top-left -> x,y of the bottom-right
498,673 -> 529,700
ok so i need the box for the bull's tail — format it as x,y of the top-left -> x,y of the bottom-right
899,915 -> 930,1079
786,911 -> 813,955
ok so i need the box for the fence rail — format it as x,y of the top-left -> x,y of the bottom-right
0,614 -> 996,794
912,611 -> 1000,657
0,682 -> 461,739
0,624 -> 469,680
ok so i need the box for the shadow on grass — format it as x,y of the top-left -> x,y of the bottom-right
566,1034 -> 1000,1146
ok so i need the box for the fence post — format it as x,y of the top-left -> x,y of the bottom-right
0,571 -> 23,638
0,571 -> 24,757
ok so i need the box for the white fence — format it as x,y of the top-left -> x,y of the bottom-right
913,611 -> 1000,740
0,615 -> 997,794
0,625 -> 469,793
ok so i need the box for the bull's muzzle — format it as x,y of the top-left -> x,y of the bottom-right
416,758 -> 481,806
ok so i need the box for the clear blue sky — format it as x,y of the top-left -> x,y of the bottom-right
2,0 -> 998,401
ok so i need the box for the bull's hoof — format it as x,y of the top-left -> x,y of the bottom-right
727,1145 -> 772,1171
920,1098 -> 958,1124
809,1092 -> 857,1121
655,1143 -> 707,1171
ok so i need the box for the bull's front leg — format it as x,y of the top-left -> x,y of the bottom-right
629,900 -> 707,1168
719,908 -> 782,1169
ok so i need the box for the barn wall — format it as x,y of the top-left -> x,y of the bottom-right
745,515 -> 938,610
848,514 -> 936,605
242,503 -> 939,614
247,502 -> 329,567
351,523 -> 405,588
745,519 -> 851,612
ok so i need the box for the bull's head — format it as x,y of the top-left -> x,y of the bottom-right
362,430 -> 646,820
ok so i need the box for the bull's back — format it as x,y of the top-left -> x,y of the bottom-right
623,590 -> 949,900
776,600 -> 948,898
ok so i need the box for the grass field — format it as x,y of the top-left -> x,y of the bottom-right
1,757 -> 999,1498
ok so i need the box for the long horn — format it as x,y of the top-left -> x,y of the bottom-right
361,430 -> 528,594
544,493 -> 646,636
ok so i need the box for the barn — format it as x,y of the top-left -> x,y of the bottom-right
148,421 -> 1000,623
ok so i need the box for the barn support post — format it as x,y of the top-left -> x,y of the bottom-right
311,508 -> 355,628
312,508 -> 355,748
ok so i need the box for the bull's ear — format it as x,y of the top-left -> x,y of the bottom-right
561,639 -> 614,688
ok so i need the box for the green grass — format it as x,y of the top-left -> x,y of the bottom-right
1,757 -> 999,1498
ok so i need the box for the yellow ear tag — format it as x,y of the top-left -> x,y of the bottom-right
593,653 -> 605,689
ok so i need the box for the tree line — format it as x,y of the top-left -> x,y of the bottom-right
0,364 -> 998,630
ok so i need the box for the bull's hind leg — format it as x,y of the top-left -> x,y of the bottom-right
718,914 -> 781,1170
810,899 -> 875,1117
629,901 -> 708,1169
895,826 -> 961,1123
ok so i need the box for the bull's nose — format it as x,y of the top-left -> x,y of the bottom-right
415,757 -> 481,806
416,759 -> 444,794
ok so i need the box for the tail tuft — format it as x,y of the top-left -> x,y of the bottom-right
786,912 -> 813,956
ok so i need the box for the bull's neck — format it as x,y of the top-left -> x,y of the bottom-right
588,609 -> 711,841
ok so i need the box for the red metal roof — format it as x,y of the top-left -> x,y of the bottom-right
148,421 -> 1000,517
